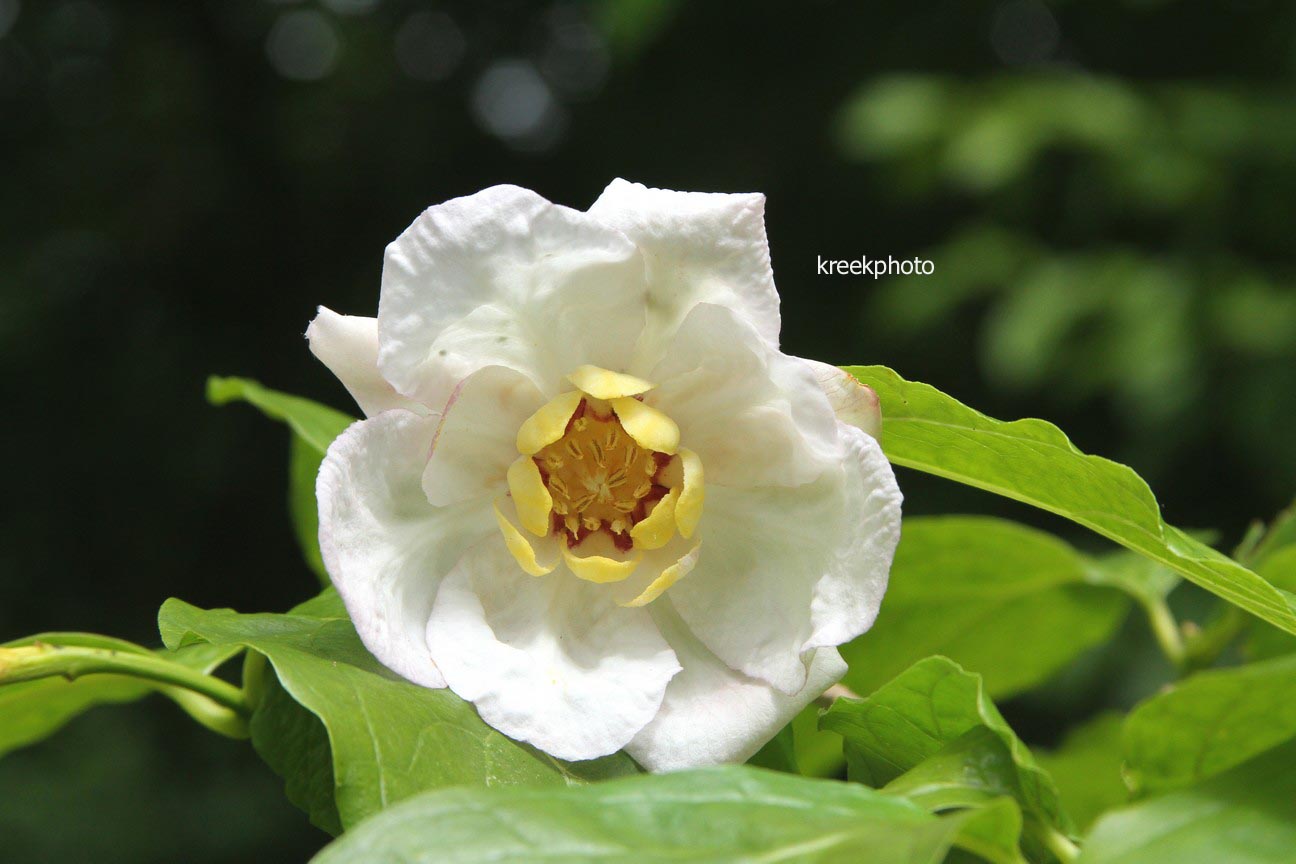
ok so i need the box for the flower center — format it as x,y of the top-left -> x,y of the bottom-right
499,365 -> 704,592
535,398 -> 672,551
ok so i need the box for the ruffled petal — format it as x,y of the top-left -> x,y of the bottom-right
421,365 -> 545,507
317,411 -> 495,690
626,599 -> 846,772
378,185 -> 648,408
667,476 -> 842,694
648,303 -> 839,488
806,423 -> 903,649
587,179 -> 780,363
803,359 -> 883,441
426,539 -> 680,761
306,307 -> 425,417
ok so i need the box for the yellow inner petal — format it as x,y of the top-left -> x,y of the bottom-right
506,456 -> 553,537
516,391 -> 583,456
562,544 -> 641,583
675,447 -> 705,540
622,543 -> 702,607
629,488 -> 679,551
493,501 -> 555,577
567,365 -> 655,400
610,397 -> 680,455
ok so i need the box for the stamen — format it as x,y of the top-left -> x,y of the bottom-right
612,500 -> 637,513
633,481 -> 653,499
572,492 -> 596,513
565,440 -> 583,460
572,417 -> 589,432
605,428 -> 620,450
548,476 -> 569,498
589,439 -> 606,467
606,466 -> 629,488
582,516 -> 601,532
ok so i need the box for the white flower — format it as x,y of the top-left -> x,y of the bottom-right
307,181 -> 902,770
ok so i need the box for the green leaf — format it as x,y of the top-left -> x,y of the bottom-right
1245,546 -> 1296,660
0,635 -> 240,757
158,590 -> 640,829
207,376 -> 356,585
821,656 -> 1070,834
746,721 -> 799,774
845,365 -> 1296,635
1034,712 -> 1129,832
1123,653 -> 1296,794
792,702 -> 847,778
841,517 -> 1129,699
310,766 -> 1025,864
246,653 -> 343,836
1081,739 -> 1296,863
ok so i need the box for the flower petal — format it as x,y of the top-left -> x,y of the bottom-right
306,307 -> 425,417
626,598 -> 846,772
805,424 -> 903,649
379,185 -> 647,407
648,303 -> 839,488
587,179 -> 780,360
422,365 -> 546,507
318,410 -> 495,690
567,364 -> 655,400
426,539 -> 680,761
803,359 -> 883,441
667,468 -> 848,693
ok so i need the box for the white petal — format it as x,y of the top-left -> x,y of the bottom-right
668,422 -> 901,693
426,539 -> 680,761
626,599 -> 846,772
306,307 -> 425,417
806,423 -> 903,649
648,303 -> 840,488
588,179 -> 780,362
668,476 -> 842,694
421,365 -> 545,507
803,359 -> 883,441
378,185 -> 647,408
318,411 -> 495,690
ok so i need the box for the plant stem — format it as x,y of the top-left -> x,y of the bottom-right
0,642 -> 251,718
1183,604 -> 1248,671
1144,597 -> 1187,670
1038,825 -> 1081,864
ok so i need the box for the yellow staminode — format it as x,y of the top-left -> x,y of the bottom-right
516,391 -> 584,456
610,396 -> 680,455
566,365 -> 655,400
622,543 -> 702,607
675,447 -> 705,539
629,488 -> 679,551
506,456 -> 552,537
562,545 -> 641,583
493,501 -> 555,577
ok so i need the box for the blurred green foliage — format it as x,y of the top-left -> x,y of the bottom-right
2,0 -> 1294,860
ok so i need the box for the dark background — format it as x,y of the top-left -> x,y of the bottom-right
2,1 -> 1294,860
